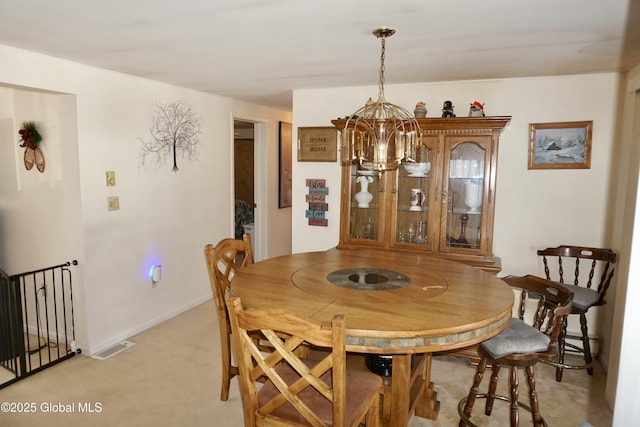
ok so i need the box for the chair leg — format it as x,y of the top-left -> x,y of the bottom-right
509,366 -> 520,427
580,313 -> 594,375
556,319 -> 567,382
459,356 -> 488,427
219,330 -> 234,401
525,365 -> 544,427
485,362 -> 501,415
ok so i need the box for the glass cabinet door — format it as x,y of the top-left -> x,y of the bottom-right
442,139 -> 490,253
345,165 -> 385,245
391,143 -> 435,251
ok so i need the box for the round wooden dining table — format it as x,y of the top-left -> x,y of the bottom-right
230,247 -> 514,427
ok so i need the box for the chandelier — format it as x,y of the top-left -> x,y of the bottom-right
340,27 -> 422,171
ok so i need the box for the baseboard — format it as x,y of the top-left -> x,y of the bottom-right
85,294 -> 212,356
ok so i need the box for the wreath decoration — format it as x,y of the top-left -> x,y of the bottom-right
18,121 -> 45,172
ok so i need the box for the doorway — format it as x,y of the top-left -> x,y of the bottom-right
233,120 -> 256,254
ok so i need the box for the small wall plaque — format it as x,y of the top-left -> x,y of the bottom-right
305,178 -> 329,226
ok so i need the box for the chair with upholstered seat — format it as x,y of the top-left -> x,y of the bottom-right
537,245 -> 617,381
458,275 -> 573,427
204,233 -> 254,401
226,292 -> 382,427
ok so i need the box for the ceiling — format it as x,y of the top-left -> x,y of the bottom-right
1,0 -> 638,110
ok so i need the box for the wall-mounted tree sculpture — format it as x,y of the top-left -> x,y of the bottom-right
139,100 -> 201,172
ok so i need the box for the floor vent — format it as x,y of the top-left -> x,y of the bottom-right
92,341 -> 136,360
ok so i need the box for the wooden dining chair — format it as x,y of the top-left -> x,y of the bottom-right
203,233 -> 254,401
458,275 -> 573,427
537,245 -> 617,381
225,292 -> 382,427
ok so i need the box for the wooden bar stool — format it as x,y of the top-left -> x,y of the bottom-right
458,275 -> 573,427
537,245 -> 617,381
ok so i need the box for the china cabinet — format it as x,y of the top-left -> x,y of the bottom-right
332,116 -> 511,272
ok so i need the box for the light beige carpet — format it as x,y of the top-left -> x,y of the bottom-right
0,299 -> 613,426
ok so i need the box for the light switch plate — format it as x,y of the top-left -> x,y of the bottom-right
107,196 -> 120,211
106,171 -> 116,186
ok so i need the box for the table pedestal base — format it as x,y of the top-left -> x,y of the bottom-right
380,353 -> 440,427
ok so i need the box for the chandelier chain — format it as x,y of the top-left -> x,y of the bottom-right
379,36 -> 386,99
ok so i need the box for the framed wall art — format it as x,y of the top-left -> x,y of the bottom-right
279,121 -> 292,208
528,121 -> 592,169
297,127 -> 337,162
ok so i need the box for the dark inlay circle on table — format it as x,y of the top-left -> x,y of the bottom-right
327,268 -> 410,291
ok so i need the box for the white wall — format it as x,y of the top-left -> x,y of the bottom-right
611,136 -> 640,423
292,73 -> 618,358
293,74 -> 617,259
0,88 -> 82,271
0,44 -> 291,354
608,63 -> 640,423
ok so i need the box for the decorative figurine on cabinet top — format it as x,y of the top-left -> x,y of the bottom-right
469,101 -> 485,117
414,101 -> 427,118
441,100 -> 456,118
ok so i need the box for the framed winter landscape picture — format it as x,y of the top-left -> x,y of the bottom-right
528,121 -> 592,169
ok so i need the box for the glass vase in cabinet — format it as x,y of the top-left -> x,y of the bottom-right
339,164 -> 386,247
